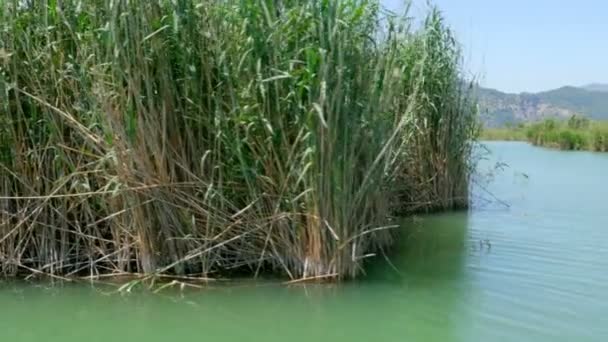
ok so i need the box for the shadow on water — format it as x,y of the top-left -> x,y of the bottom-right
364,211 -> 470,285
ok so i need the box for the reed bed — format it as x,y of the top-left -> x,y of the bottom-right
0,0 -> 478,281
482,116 -> 608,152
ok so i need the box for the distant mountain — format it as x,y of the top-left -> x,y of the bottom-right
477,85 -> 608,127
583,83 -> 608,92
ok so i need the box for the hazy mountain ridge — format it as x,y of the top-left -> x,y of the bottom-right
583,83 -> 608,92
478,84 -> 608,127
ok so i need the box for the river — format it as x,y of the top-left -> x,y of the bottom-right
1,141 -> 607,341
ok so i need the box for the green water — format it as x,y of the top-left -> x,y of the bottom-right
1,141 -> 607,341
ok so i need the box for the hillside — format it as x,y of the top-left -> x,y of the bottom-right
478,85 -> 608,127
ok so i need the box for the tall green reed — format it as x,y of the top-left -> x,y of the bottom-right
0,0 -> 477,280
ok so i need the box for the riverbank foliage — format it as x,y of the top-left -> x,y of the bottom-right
0,0 -> 478,281
480,124 -> 527,141
482,116 -> 608,152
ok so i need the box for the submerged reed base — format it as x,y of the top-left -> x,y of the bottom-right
0,0 -> 478,281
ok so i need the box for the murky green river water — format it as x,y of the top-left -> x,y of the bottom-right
1,141 -> 607,341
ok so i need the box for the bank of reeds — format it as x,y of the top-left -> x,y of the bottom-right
480,126 -> 527,141
482,116 -> 608,152
0,0 -> 478,281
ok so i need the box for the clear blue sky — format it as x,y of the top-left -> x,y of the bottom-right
383,0 -> 608,93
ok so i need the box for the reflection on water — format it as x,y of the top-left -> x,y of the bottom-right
366,213 -> 469,282
1,142 -> 608,341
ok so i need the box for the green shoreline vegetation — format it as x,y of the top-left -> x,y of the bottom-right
0,0 -> 478,282
482,116 -> 608,152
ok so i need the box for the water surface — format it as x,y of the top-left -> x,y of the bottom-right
1,142 -> 607,341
